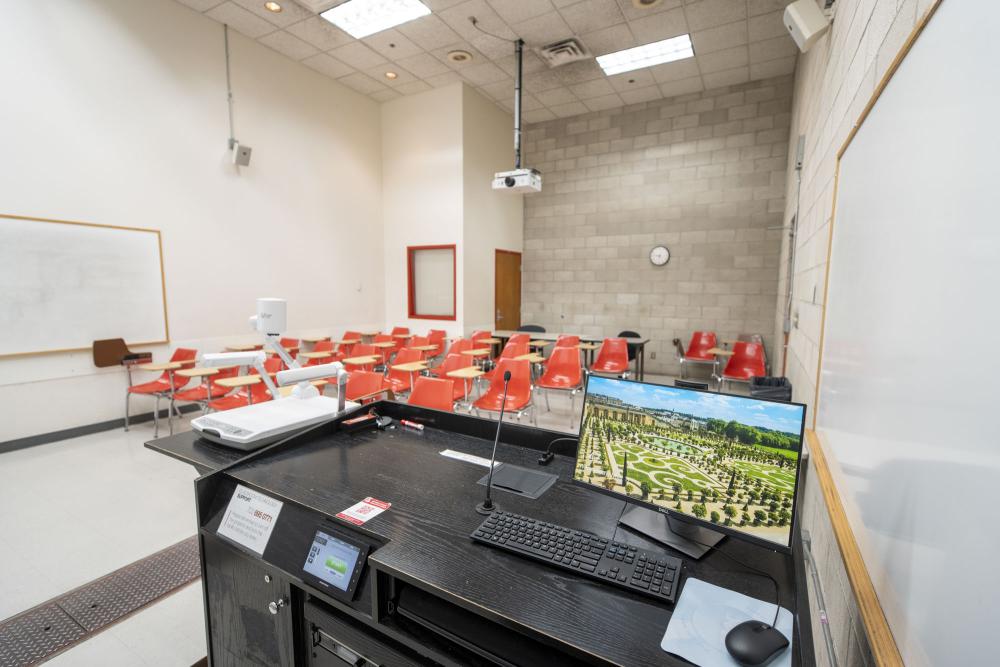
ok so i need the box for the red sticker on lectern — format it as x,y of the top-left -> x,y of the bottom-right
336,497 -> 391,526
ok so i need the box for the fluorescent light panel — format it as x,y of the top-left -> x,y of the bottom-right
320,0 -> 431,39
596,34 -> 694,76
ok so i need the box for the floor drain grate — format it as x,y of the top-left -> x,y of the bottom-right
0,536 -> 200,667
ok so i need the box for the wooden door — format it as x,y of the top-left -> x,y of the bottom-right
495,250 -> 521,330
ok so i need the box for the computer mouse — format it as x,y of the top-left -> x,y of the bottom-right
724,620 -> 789,666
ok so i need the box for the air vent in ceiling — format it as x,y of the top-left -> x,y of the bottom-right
536,38 -> 591,68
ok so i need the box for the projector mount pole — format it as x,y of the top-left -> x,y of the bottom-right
514,38 -> 523,169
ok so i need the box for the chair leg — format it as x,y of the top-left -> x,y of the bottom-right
544,389 -> 551,412
569,391 -> 576,429
124,391 -> 131,432
153,395 -> 160,438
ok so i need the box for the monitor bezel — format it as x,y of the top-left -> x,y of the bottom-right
571,375 -> 807,554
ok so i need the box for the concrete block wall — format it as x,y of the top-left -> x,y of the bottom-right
520,75 -> 793,376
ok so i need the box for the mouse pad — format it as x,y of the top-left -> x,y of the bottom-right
661,578 -> 793,667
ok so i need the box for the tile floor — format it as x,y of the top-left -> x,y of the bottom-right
1,370 -> 721,665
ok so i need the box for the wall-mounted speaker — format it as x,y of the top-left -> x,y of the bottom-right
784,0 -> 831,52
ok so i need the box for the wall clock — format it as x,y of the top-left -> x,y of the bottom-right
649,245 -> 670,266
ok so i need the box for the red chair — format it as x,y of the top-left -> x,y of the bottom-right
427,329 -> 447,359
535,347 -> 583,428
720,342 -> 767,391
484,342 -> 528,382
554,335 -> 580,348
390,326 -> 410,352
507,333 -> 530,347
207,358 -> 280,412
448,338 -> 473,356
473,359 -> 535,425
386,348 -> 424,395
337,330 -> 362,358
344,344 -> 377,372
345,371 -> 393,405
373,333 -> 395,365
174,366 -> 238,412
590,338 -> 630,378
407,376 -> 456,412
678,331 -> 717,379
427,354 -> 474,401
409,335 -> 431,359
305,340 -> 337,365
125,347 -> 197,436
471,331 -> 495,360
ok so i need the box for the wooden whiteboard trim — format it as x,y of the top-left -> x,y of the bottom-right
806,430 -> 903,666
808,1 -> 944,663
0,213 -> 171,359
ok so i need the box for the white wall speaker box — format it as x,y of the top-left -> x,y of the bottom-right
784,0 -> 830,52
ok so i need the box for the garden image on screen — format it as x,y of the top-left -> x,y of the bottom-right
576,378 -> 805,547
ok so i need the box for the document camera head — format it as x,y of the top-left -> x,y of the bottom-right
249,297 -> 287,337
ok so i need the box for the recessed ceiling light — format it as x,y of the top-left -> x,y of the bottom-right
632,0 -> 664,8
385,71 -> 398,80
320,0 -> 431,39
264,1 -> 282,12
446,49 -> 473,64
596,34 -> 694,76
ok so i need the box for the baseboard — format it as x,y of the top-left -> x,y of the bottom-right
0,404 -> 202,454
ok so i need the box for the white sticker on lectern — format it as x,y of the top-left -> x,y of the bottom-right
336,497 -> 391,526
217,484 -> 284,555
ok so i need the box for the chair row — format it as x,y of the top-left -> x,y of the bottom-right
674,331 -> 769,391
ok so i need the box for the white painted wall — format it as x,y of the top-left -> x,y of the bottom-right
381,84 -> 468,336
0,0 -> 383,441
461,86 -> 524,334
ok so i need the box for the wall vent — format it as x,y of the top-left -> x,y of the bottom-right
536,38 -> 591,68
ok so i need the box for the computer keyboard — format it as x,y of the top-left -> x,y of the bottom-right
471,511 -> 683,603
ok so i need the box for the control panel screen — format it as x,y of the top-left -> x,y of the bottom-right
303,530 -> 362,592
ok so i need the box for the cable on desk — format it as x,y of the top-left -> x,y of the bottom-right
537,437 -> 578,465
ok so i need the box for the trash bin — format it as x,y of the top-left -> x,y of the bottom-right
749,376 -> 792,402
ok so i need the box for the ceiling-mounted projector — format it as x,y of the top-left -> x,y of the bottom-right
492,168 -> 542,193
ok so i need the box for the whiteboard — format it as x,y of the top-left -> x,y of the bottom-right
0,215 -> 168,357
817,2 -> 1000,665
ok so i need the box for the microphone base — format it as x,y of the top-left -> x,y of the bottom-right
475,500 -> 497,515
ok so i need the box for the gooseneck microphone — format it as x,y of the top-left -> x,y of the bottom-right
476,369 -> 511,515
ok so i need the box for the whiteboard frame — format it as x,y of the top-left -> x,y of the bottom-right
808,2 -> 944,665
0,213 -> 170,358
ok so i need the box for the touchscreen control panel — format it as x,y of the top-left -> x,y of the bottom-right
301,527 -> 371,601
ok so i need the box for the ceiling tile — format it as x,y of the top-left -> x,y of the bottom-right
615,0 -> 683,22
205,2 -> 276,38
658,75 -> 704,98
440,0 -> 517,43
467,32 -> 518,61
230,0 -> 313,27
701,65 -> 749,88
747,0 -> 788,17
551,59 -> 606,85
302,53 -> 356,79
430,42 -> 487,69
499,91 -> 543,111
696,44 -> 748,73
286,16 -> 355,51
682,0 -> 747,33
748,10 -> 788,42
175,0 -> 225,11
524,108 -> 557,123
627,7 -> 688,44
395,52 -> 451,78
690,20 -> 748,54
487,0 -> 555,25
510,11 -> 573,46
371,88 -> 402,102
648,57 -> 700,83
558,0 -> 626,36
749,35 -> 797,63
607,68 -> 656,91
423,0 -> 470,10
524,67 -> 569,92
259,30 -> 319,60
366,64 -> 419,86
397,14 -> 464,51
619,83 -> 663,105
479,78 -> 516,100
579,22 -> 636,56
460,61 -> 509,85
583,92 -> 623,111
424,70 -> 465,86
495,50 -> 548,77
749,56 -> 796,79
550,101 -> 590,117
330,42 -> 389,69
396,80 -> 434,95
363,29 -> 424,60
535,86 -> 579,106
338,72 -> 389,95
569,77 -> 615,99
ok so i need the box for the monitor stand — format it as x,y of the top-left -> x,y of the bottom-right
618,505 -> 724,560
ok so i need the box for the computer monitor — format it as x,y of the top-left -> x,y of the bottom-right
574,376 -> 806,555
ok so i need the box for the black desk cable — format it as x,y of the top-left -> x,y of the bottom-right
537,437 -> 578,465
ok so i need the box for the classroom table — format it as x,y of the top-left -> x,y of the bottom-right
494,331 -> 650,381
342,355 -> 379,367
392,360 -> 428,392
528,340 -> 551,349
359,331 -> 381,343
393,333 -> 412,339
372,341 -> 396,348
175,367 -> 219,405
446,366 -> 486,404
215,375 -> 262,405
515,352 -> 546,364
410,344 -> 438,356
224,343 -> 262,352
706,347 -> 735,389
298,351 -> 335,360
331,338 -> 361,345
299,335 -> 330,344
